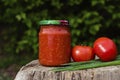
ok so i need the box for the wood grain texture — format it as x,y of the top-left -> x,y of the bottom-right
14,60 -> 120,80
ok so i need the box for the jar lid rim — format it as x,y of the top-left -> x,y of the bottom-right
39,20 -> 69,25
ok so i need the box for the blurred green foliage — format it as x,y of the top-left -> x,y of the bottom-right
0,75 -> 12,80
0,0 -> 120,56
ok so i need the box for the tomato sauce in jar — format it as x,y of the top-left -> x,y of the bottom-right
39,20 -> 71,66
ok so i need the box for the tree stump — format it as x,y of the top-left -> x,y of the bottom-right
14,60 -> 120,80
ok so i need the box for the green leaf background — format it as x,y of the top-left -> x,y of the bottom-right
0,0 -> 120,55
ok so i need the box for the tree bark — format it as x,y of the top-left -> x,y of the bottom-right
14,60 -> 120,80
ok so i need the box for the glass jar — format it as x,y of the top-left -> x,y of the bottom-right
39,20 -> 71,66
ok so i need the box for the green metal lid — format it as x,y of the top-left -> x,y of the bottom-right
39,20 -> 69,25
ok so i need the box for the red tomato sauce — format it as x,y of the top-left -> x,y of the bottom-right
39,26 -> 71,66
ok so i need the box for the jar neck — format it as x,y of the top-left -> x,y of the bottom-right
40,26 -> 70,34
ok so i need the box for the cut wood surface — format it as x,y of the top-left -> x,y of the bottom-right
14,60 -> 120,80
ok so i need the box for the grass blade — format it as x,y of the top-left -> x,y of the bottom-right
61,55 -> 120,66
53,55 -> 120,71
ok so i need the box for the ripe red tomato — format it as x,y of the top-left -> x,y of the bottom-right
72,46 -> 95,62
93,37 -> 118,62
